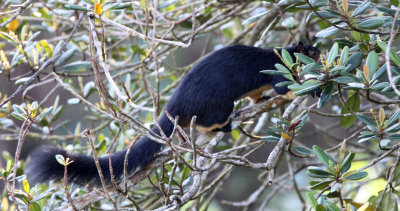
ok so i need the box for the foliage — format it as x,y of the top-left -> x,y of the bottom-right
0,0 -> 400,210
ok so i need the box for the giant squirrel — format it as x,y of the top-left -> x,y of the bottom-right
27,43 -> 321,185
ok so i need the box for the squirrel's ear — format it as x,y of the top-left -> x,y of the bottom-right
297,42 -> 305,52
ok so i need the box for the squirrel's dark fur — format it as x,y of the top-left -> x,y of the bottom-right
27,43 -> 321,186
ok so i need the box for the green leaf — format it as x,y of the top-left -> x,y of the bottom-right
327,43 -> 338,65
26,31 -> 41,43
281,49 -> 294,66
331,76 -> 357,84
29,202 -> 41,211
310,11 -> 340,19
103,3 -> 122,12
261,70 -> 291,76
345,52 -> 363,72
293,83 -> 322,96
325,203 -> 341,211
344,171 -> 367,180
6,160 -> 12,172
55,48 -> 75,66
340,152 -> 354,173
318,82 -> 334,108
316,204 -> 326,211
310,181 -> 331,190
294,146 -> 313,155
378,41 -> 400,67
381,139 -> 391,148
275,81 -> 294,87
36,106 -> 53,121
0,31 -> 18,44
308,166 -> 333,177
301,63 -> 320,75
64,4 -> 91,11
181,165 -> 191,183
275,63 -> 291,74
340,46 -> 350,64
115,2 -> 132,9
313,145 -> 334,170
83,0 -> 95,5
356,114 -> 377,128
316,26 -> 339,38
385,123 -> 400,133
340,93 -> 360,128
277,0 -> 304,6
12,105 -> 27,115
306,192 -> 318,208
310,0 -> 328,7
61,61 -> 92,73
295,53 -> 315,64
350,1 -> 371,18
366,51 -> 378,78
20,24 -> 29,41
377,6 -> 396,15
381,190 -> 398,211
387,110 -> 400,127
371,65 -> 387,82
261,136 -> 280,142
357,17 -> 386,29
31,188 -> 56,203
242,10 -> 271,25
12,112 -> 26,121
347,82 -> 365,89
391,0 -> 399,6
3,151 -> 13,163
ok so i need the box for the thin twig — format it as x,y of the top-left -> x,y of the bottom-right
0,13 -> 85,108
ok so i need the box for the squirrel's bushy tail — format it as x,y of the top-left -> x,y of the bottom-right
27,114 -> 173,185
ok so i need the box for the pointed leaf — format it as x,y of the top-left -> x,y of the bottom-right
340,93 -> 360,128
378,41 -> 400,67
316,26 -> 339,38
293,83 -> 322,96
306,192 -> 318,208
350,1 -> 371,18
366,51 -> 378,78
313,145 -> 334,170
318,82 -> 334,108
281,49 -> 294,66
294,146 -> 313,155
356,114 -> 377,128
340,46 -> 350,64
295,53 -> 316,65
345,52 -> 363,72
327,43 -> 339,65
357,17 -> 386,29
340,152 -> 355,173
387,110 -> 400,126
344,171 -> 367,180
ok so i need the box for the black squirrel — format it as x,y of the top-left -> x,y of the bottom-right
27,43 -> 321,185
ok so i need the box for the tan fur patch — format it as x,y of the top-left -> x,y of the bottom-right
237,84 -> 273,103
282,91 -> 297,100
196,118 -> 231,133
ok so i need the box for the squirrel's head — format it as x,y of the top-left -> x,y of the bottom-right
293,42 -> 321,62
